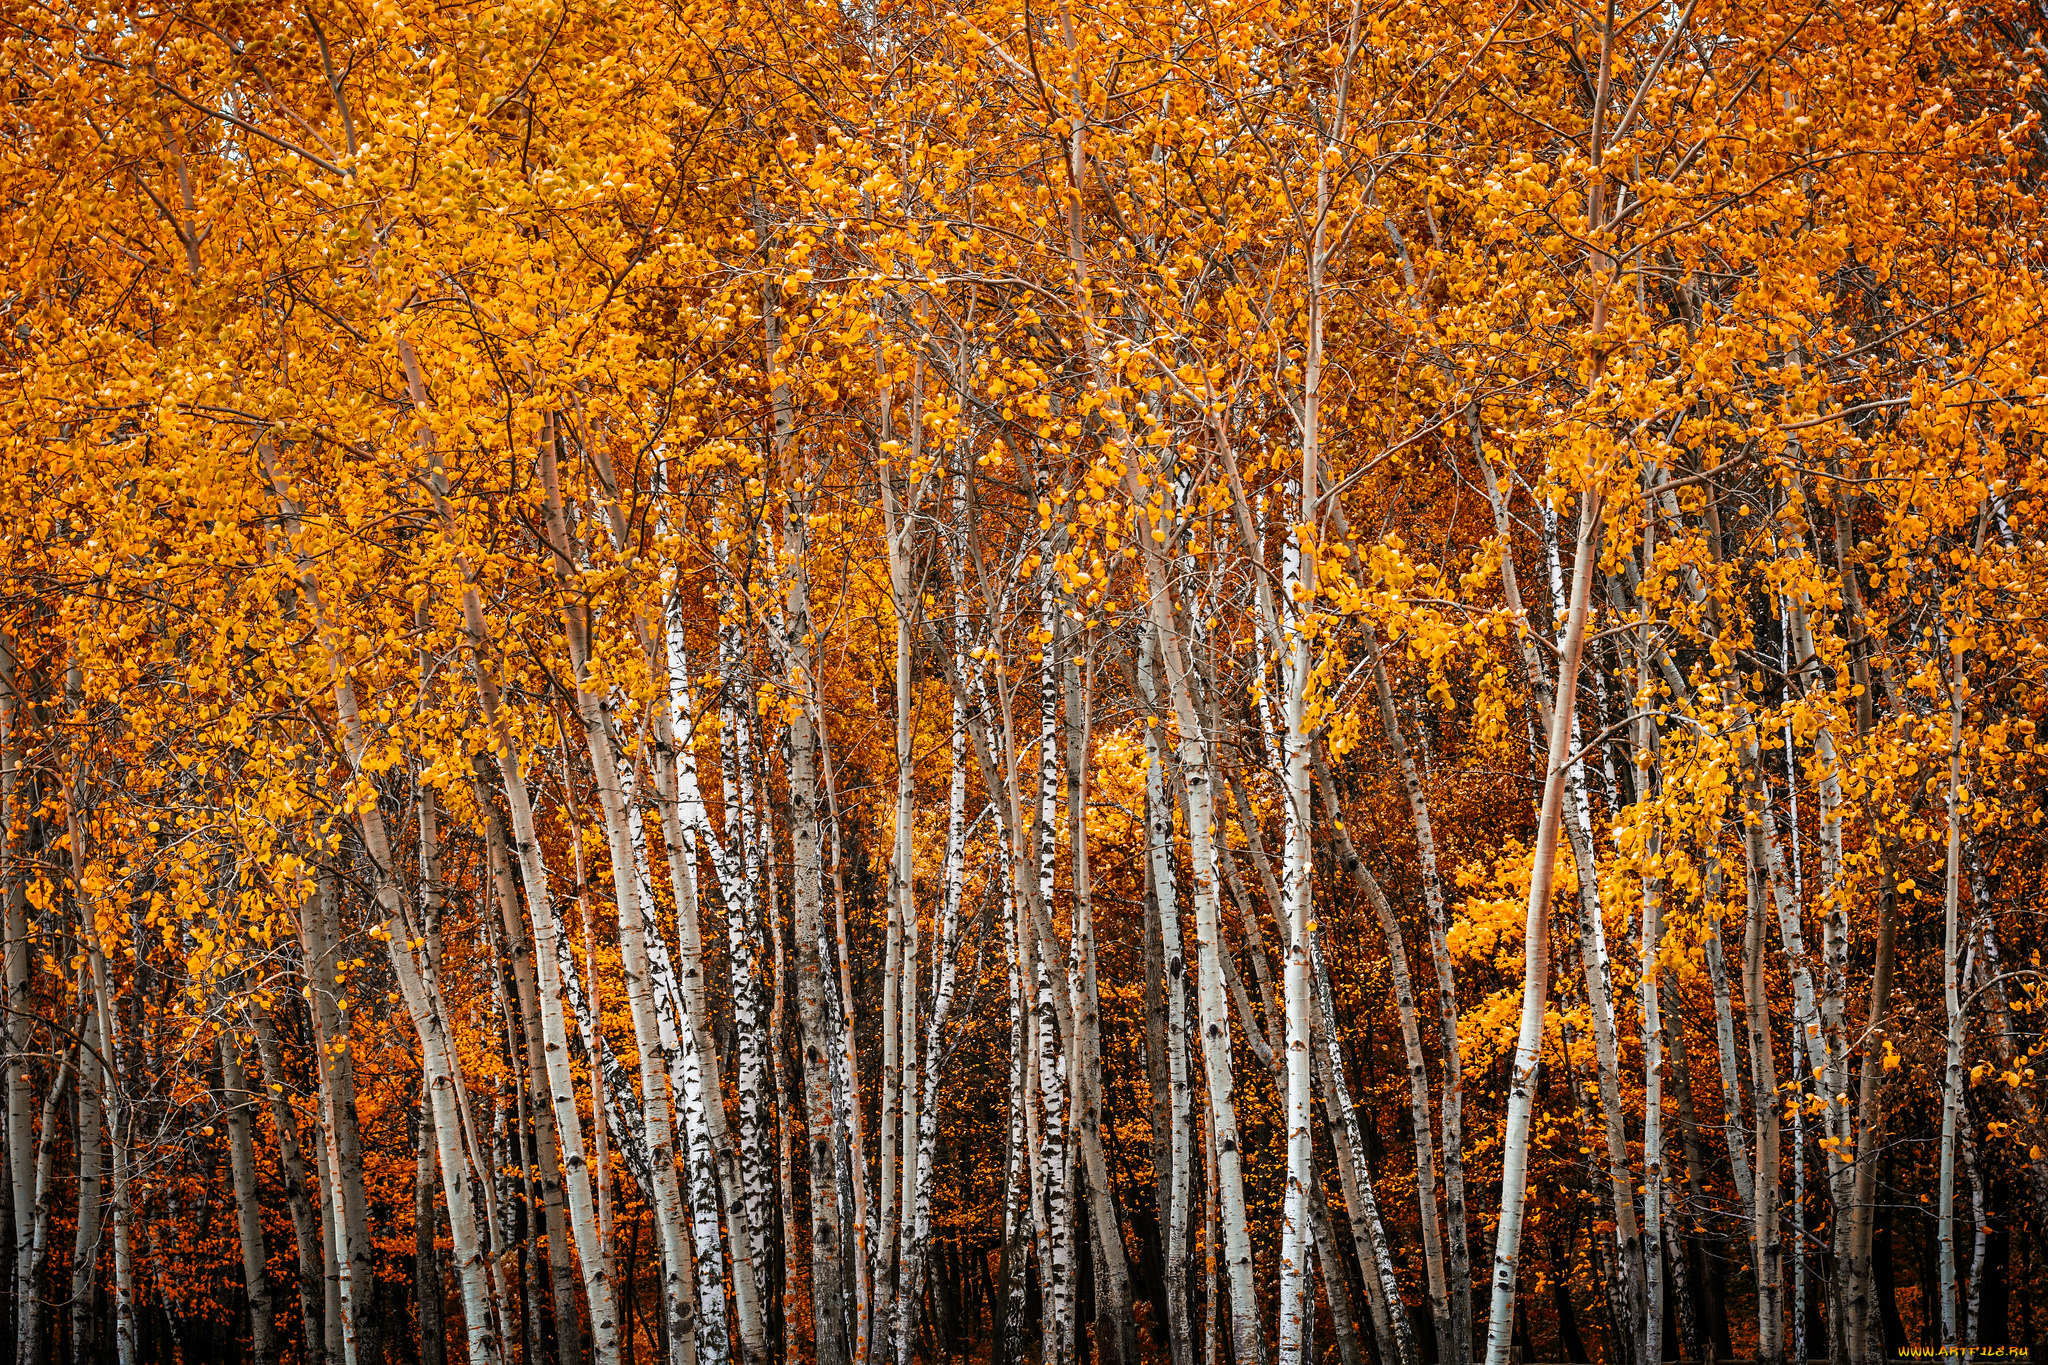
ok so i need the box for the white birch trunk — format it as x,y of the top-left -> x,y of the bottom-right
1040,23 -> 1263,1354
1313,747 -> 1450,1357
714,593 -> 777,1265
553,625 -> 697,1363
1276,506 -> 1316,1365
1703,854 -> 1757,1221
763,285 -> 852,1365
17,1043 -> 70,1365
1486,455 -> 1646,1354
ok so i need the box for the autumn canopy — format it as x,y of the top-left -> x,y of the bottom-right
0,0 -> 2044,1361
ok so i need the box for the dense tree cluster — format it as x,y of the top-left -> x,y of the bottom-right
2,0 -> 2047,1360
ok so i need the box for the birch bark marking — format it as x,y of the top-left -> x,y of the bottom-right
472,777 -> 608,1365
1275,459 -> 1318,1365
1313,928 -> 1419,1365
893,680 -> 972,1365
1478,447 -> 1645,1353
661,618 -> 770,1365
72,994 -> 106,1365
1031,546 -> 1076,1365
712,581 -> 778,1264
1481,487 -> 1605,1365
417,1085 -> 447,1365
17,1039 -> 70,1365
1061,619 -> 1139,1365
1746,849 -> 1784,1365
1279,0 -> 1361,1346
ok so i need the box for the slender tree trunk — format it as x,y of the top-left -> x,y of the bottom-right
19,1044 -> 71,1365
0,641 -> 49,1365
763,284 -> 849,1365
420,1087 -> 448,1365
770,844 -> 806,1363
417,351 -> 623,1365
537,445 -> 696,1365
265,452 -> 505,1365
1058,617 -> 1138,1365
658,625 -> 769,1365
1314,745 -> 1450,1359
1313,929 -> 1417,1365
1666,1005 -> 1733,1362
72,997 -> 105,1365
1746,855 -> 1784,1365
1845,871 -> 1897,1365
302,874 -> 378,1365
1309,1158 -> 1363,1365
715,593 -> 778,1279
1276,500 -> 1319,1365
314,1076 -> 346,1365
1702,853 -> 1757,1225
995,861 -> 1032,1365
872,418 -> 923,1365
1634,521 -> 1668,1365
1477,451 -> 1642,1365
893,687 -> 972,1365
1480,481 -> 1605,1365
222,1035 -> 278,1365
1137,627 -> 1194,1365
1962,843 -> 2048,1228
1045,28 -> 1261,1352
0,635 -> 32,1365
1938,616 -> 1971,1351
250,1002 -> 329,1365
1365,625 -> 1470,1365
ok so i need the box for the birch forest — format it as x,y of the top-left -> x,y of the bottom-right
3,0 -> 2047,1358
